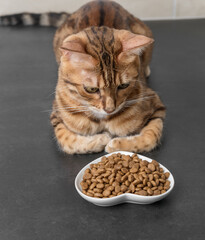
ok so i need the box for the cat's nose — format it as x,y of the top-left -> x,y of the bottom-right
104,108 -> 115,114
104,96 -> 115,113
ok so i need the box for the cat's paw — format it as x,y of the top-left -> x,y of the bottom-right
89,133 -> 112,153
98,133 -> 112,146
105,137 -> 139,153
105,137 -> 125,153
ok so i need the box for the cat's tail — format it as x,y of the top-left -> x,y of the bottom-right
0,12 -> 70,27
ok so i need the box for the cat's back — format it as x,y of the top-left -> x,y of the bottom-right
71,0 -> 148,33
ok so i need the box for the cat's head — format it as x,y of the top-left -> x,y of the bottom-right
59,26 -> 153,119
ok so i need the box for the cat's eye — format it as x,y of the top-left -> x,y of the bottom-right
84,86 -> 99,93
118,83 -> 130,89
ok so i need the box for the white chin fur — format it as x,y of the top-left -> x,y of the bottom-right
90,110 -> 108,119
89,103 -> 125,119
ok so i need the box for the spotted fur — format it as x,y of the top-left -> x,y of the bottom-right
50,1 -> 166,154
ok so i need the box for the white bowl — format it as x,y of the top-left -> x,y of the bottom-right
75,151 -> 174,207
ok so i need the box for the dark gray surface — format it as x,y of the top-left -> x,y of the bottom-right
0,19 -> 205,240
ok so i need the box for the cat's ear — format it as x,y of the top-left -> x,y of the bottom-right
115,30 -> 154,61
60,36 -> 97,68
60,39 -> 86,55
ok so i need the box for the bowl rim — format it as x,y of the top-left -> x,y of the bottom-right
75,151 -> 175,202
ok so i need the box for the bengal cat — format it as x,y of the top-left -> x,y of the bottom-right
50,0 -> 166,154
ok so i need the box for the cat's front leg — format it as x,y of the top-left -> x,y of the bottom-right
50,112 -> 111,154
105,118 -> 163,153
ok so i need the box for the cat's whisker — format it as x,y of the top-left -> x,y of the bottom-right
53,106 -> 87,110
41,109 -> 53,113
53,104 -> 88,109
41,109 -> 87,113
42,105 -> 89,113
53,108 -> 90,112
61,109 -> 91,113
47,90 -> 56,97
125,95 -> 155,106
53,105 -> 90,110
128,92 -> 156,99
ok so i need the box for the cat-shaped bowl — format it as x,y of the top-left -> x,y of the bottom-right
75,151 -> 174,207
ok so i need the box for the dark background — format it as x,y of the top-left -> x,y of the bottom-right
0,19 -> 205,239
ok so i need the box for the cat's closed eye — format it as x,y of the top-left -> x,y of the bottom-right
118,83 -> 130,89
84,86 -> 99,93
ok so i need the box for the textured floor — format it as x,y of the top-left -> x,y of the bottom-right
0,19 -> 205,240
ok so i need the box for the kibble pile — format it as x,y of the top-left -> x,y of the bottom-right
80,153 -> 170,198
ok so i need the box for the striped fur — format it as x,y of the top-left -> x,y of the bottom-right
50,1 -> 166,154
0,12 -> 69,27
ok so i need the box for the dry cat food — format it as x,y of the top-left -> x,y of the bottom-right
80,153 -> 171,198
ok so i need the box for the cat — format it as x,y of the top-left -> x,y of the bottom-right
49,0 -> 166,154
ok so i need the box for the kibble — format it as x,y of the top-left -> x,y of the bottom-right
81,153 -> 171,198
